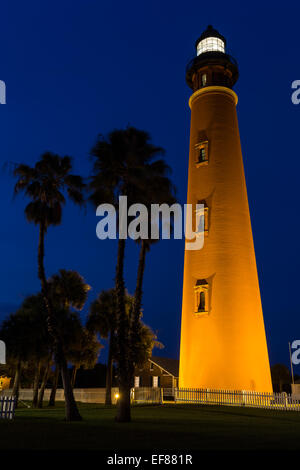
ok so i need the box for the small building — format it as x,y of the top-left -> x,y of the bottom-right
291,380 -> 300,399
134,356 -> 179,389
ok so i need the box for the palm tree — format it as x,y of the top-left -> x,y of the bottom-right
87,289 -> 163,407
0,303 -> 48,405
131,320 -> 163,368
89,127 -> 168,422
130,165 -> 176,383
48,365 -> 60,407
68,327 -> 101,387
16,293 -> 50,408
87,289 -> 117,405
37,355 -> 52,408
14,152 -> 85,421
49,269 -> 91,310
32,361 -> 41,407
47,269 -> 91,406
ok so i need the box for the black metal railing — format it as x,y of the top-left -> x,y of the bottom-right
186,51 -> 238,74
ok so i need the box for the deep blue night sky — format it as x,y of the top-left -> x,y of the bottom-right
0,1 -> 299,372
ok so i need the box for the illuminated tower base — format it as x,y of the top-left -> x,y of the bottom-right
179,26 -> 272,392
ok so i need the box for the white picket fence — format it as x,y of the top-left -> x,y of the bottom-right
131,387 -> 162,404
2,388 -> 298,412
0,396 -> 16,419
174,388 -> 300,411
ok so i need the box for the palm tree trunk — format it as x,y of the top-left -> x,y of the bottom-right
59,350 -> 81,421
48,365 -> 59,406
115,238 -> 131,422
12,360 -> 21,406
120,240 -> 147,406
125,239 -> 148,400
37,359 -> 51,408
131,240 -> 147,337
71,366 -> 78,388
117,381 -> 131,420
105,333 -> 114,405
32,361 -> 41,408
38,222 -> 82,421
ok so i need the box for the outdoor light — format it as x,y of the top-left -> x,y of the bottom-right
115,393 -> 120,400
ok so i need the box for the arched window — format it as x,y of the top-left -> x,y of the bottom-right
194,140 -> 209,166
194,279 -> 209,315
195,202 -> 209,236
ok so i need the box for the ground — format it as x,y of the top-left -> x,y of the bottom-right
1,402 -> 300,452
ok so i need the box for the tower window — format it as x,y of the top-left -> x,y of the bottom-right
194,279 -> 209,315
201,74 -> 207,86
195,202 -> 209,236
195,141 -> 208,167
199,292 -> 205,311
199,147 -> 206,161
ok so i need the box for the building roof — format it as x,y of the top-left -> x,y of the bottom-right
150,356 -> 179,378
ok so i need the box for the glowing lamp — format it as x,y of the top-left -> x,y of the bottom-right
196,25 -> 226,56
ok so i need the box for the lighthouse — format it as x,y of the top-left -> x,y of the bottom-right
179,26 -> 272,392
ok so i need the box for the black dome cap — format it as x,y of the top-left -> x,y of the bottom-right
195,25 -> 226,50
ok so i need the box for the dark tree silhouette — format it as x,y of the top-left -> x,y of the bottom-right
87,289 -> 162,406
14,152 -> 85,421
89,127 -> 170,422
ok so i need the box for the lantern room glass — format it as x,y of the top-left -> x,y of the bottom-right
197,37 -> 225,56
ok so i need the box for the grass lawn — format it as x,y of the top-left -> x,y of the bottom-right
1,402 -> 300,451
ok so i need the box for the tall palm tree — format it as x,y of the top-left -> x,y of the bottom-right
130,166 -> 176,378
14,152 -> 85,421
89,127 -> 175,422
89,127 -> 167,422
